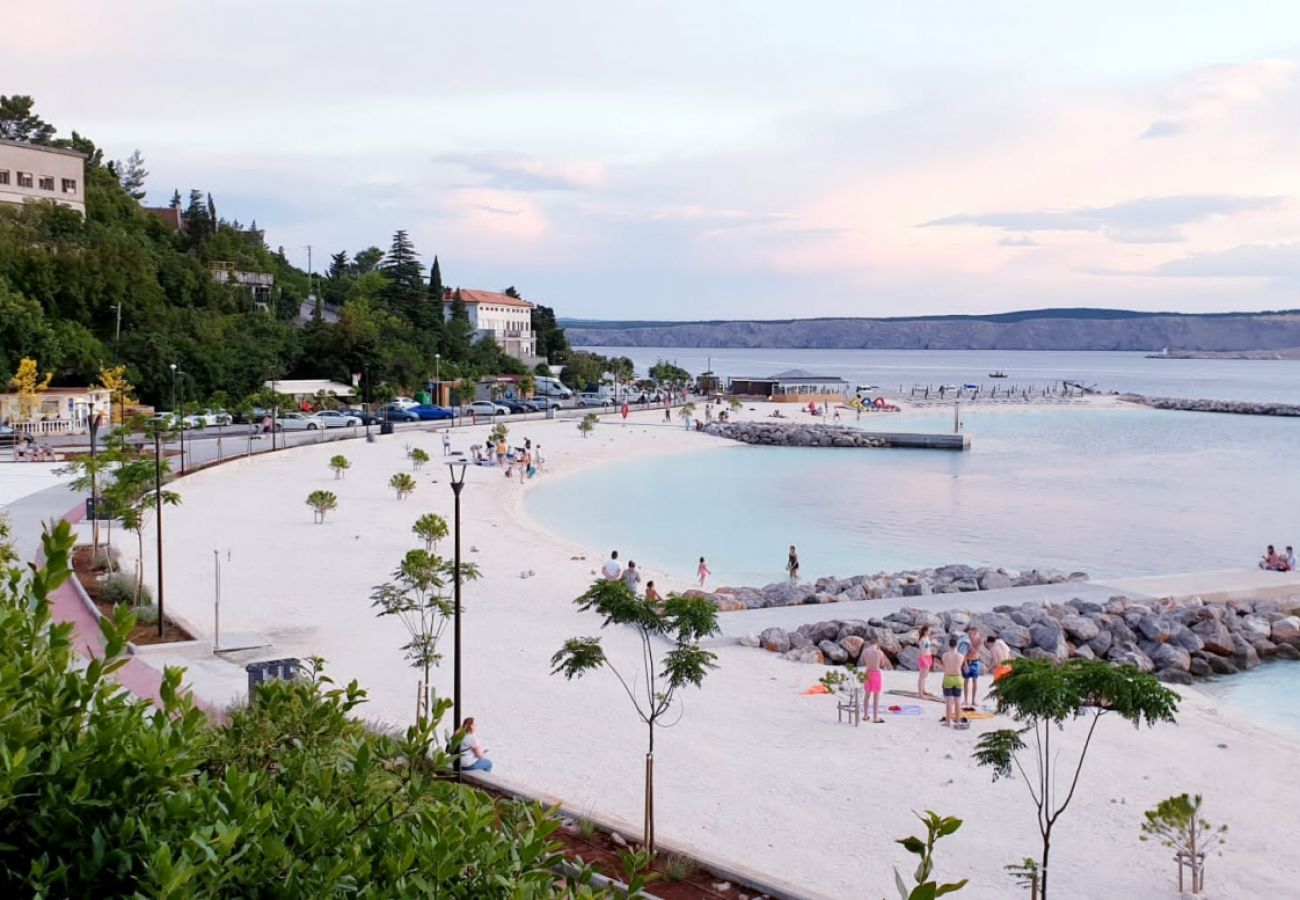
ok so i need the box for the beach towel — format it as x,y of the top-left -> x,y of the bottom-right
883,704 -> 923,716
886,689 -> 946,704
801,684 -> 830,695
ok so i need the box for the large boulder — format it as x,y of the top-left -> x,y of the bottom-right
1029,621 -> 1065,654
900,582 -> 930,598
971,611 -> 1017,637
935,564 -> 976,581
819,640 -> 848,665
1188,656 -> 1213,677
1239,615 -> 1273,640
1060,615 -> 1100,642
839,635 -> 865,659
952,578 -> 980,593
1274,643 -> 1300,660
837,620 -> 871,639
1088,630 -> 1114,657
1107,642 -> 1154,673
896,645 -> 922,671
1205,654 -> 1238,675
786,646 -> 825,665
840,583 -> 869,603
1156,667 -> 1194,685
1149,642 -> 1191,673
1071,644 -> 1096,660
1232,634 -> 1261,670
1137,615 -> 1171,643
977,570 -> 1013,591
942,610 -> 973,632
1191,619 -> 1234,656
1270,616 -> 1300,645
708,593 -> 748,612
1167,623 -> 1205,654
759,627 -> 790,653
1066,599 -> 1105,616
997,624 -> 1033,649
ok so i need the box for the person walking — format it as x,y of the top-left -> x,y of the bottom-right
696,556 -> 711,587
860,638 -> 891,724
442,432 -> 451,456
940,637 -> 965,727
785,545 -> 800,583
457,717 -> 493,772
962,628 -> 985,710
601,551 -> 622,581
916,626 -> 936,698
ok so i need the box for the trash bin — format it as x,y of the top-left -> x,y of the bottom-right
246,657 -> 301,701
545,406 -> 556,420
379,421 -> 394,435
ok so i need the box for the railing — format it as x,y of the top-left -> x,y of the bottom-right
10,419 -> 78,435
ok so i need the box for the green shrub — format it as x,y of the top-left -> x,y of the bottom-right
91,547 -> 120,572
576,817 -> 597,840
662,853 -> 698,882
409,448 -> 430,470
328,455 -> 350,479
389,472 -> 416,499
99,572 -> 138,606
133,604 -> 158,626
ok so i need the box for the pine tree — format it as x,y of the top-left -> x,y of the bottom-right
169,189 -> 181,209
118,149 -> 148,200
447,287 -> 475,360
380,230 -> 424,324
0,95 -> 55,144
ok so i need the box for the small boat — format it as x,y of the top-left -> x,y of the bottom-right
988,371 -> 1008,378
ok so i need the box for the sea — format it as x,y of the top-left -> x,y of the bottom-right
526,348 -> 1300,725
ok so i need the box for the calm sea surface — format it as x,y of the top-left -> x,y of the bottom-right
529,349 -> 1300,585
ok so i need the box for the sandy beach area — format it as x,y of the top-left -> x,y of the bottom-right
128,399 -> 1298,899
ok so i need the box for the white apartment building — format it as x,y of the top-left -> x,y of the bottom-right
442,288 -> 540,363
0,138 -> 87,215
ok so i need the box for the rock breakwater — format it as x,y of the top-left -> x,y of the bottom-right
740,594 -> 1300,683
701,422 -> 890,447
1122,394 -> 1300,417
697,564 -> 1086,612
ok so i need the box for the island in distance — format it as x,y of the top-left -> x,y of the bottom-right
564,307 -> 1300,352
1146,347 -> 1300,360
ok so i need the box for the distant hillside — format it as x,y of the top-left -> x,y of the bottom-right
562,309 -> 1300,351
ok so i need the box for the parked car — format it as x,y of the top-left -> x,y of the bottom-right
275,412 -> 324,431
524,398 -> 562,411
576,393 -> 608,407
377,404 -> 420,422
184,408 -> 233,428
496,399 -> 530,414
313,409 -> 362,428
339,407 -> 382,425
0,424 -> 15,447
409,405 -> 455,421
391,396 -> 419,410
467,400 -> 510,417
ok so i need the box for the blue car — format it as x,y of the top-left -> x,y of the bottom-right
409,404 -> 456,421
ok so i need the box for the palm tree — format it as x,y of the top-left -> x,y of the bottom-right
389,473 -> 416,500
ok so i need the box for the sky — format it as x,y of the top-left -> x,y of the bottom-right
11,1 -> 1300,320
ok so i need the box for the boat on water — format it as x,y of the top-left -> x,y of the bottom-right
988,371 -> 1008,378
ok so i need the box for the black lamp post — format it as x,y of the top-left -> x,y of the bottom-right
364,366 -> 372,440
89,413 -> 102,554
154,428 -> 165,639
448,460 -> 467,737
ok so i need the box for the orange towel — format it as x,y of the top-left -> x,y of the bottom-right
801,684 -> 830,695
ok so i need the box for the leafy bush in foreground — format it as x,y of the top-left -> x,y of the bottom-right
0,521 -> 606,897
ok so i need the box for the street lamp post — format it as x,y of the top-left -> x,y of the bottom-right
363,366 -> 372,440
154,429 -> 165,639
448,461 -> 468,744
89,413 -> 102,555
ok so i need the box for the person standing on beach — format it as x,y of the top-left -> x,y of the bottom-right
786,545 -> 800,583
622,560 -> 641,594
940,637 -> 965,727
860,638 -> 891,723
602,551 -> 622,581
917,626 -> 935,698
442,432 -> 451,456
696,556 -> 711,587
962,628 -> 985,709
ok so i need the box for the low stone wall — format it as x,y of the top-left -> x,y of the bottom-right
698,564 -> 1085,611
741,594 -> 1300,683
702,422 -> 888,447
1122,394 -> 1300,417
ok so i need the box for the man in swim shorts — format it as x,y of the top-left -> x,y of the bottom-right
941,636 -> 965,727
963,627 -> 985,709
860,638 -> 891,723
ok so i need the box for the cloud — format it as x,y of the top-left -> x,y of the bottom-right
998,235 -> 1039,247
1145,242 -> 1300,278
1140,119 -> 1183,139
921,194 -> 1284,242
432,152 -> 605,192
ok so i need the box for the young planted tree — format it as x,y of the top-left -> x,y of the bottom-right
389,473 -> 416,500
371,549 -> 480,722
9,357 -> 51,422
973,659 -> 1180,899
488,422 -> 509,446
412,513 -> 448,553
97,365 -> 136,425
113,460 -> 180,604
329,455 -> 350,479
1140,793 -> 1226,894
578,413 -> 598,438
409,448 -> 430,471
895,811 -> 968,900
306,490 -> 338,524
551,580 -> 720,854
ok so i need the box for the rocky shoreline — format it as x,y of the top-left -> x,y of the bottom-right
701,421 -> 891,447
1121,394 -> 1300,417
697,564 -> 1086,611
741,593 -> 1300,683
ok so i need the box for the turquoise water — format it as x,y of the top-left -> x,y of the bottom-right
527,404 -> 1300,586
1197,663 -> 1300,735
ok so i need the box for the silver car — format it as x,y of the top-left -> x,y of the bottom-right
312,410 -> 362,428
274,412 -> 323,431
467,400 -> 510,416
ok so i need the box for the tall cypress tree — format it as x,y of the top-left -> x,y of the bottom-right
380,230 -> 424,323
424,256 -> 446,352
446,287 -> 475,360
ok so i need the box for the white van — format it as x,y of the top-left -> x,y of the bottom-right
535,376 -> 573,399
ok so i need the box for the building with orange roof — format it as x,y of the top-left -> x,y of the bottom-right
442,288 -> 541,364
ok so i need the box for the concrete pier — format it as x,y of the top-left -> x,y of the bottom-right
702,421 -> 970,450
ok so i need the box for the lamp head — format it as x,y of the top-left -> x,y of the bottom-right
448,460 -> 468,486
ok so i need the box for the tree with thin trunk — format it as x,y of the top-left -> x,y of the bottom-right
389,473 -> 416,499
329,455 -> 350,479
412,513 -> 448,553
1140,793 -> 1226,894
973,659 -> 1179,899
306,490 -> 338,524
371,549 -> 479,723
118,476 -> 180,604
578,413 -> 597,438
409,448 -> 430,471
551,580 -> 719,854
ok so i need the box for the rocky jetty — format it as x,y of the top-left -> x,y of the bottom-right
1122,394 -> 1300,417
740,594 -> 1300,683
701,422 -> 889,448
697,565 -> 1086,612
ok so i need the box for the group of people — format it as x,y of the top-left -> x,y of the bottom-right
856,625 -> 1011,727
1259,544 -> 1296,572
601,550 -> 663,601
464,433 -> 543,480
11,433 -> 57,462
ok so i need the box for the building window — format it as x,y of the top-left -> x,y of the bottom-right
0,170 -> 8,185
62,178 -> 77,194
38,175 -> 55,191
17,171 -> 33,188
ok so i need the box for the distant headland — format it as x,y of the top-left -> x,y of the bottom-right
562,307 -> 1300,351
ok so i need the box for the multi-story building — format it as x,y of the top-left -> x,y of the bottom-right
442,288 -> 541,364
0,138 -> 86,216
210,260 -> 274,308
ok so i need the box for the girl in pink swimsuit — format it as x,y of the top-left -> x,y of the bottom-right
917,626 -> 935,697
